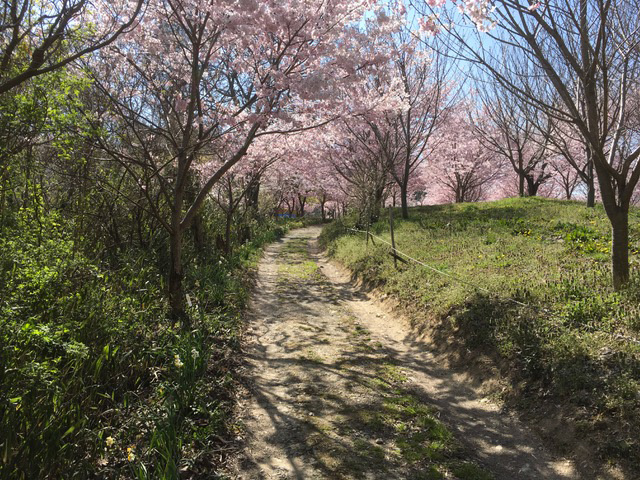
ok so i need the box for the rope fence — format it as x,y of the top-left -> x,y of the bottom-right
347,214 -> 640,347
348,226 -> 546,314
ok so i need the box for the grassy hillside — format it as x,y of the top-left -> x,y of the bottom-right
321,197 -> 640,475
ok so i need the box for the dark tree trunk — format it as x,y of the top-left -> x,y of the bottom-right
370,187 -> 385,223
526,176 -> 539,196
246,179 -> 260,210
191,213 -> 205,252
586,160 -> 595,207
594,154 -> 631,290
186,173 -> 206,252
224,211 -> 233,256
586,182 -> 595,207
169,170 -> 187,323
565,185 -> 572,200
611,211 -> 629,290
297,195 -> 306,217
400,183 -> 409,219
320,194 -> 326,222
518,173 -> 525,196
169,228 -> 186,323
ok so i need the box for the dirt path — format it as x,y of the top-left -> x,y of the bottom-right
232,227 -> 577,479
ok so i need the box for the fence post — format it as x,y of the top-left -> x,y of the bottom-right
366,221 -> 370,249
389,206 -> 397,269
365,204 -> 370,249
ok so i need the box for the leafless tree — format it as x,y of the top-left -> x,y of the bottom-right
418,0 -> 640,288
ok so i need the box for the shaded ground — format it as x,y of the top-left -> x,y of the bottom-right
231,227 -> 577,479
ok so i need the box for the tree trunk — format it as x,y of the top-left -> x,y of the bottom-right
246,178 -> 260,211
371,187 -> 385,223
526,176 -> 539,196
586,181 -> 595,207
191,213 -> 205,252
518,173 -> 525,196
320,195 -> 326,222
186,171 -> 206,251
565,185 -> 572,200
297,195 -> 306,217
611,211 -> 629,290
400,182 -> 409,219
169,170 -> 188,323
169,228 -> 186,323
225,211 -> 233,256
370,204 -> 380,223
586,160 -> 595,207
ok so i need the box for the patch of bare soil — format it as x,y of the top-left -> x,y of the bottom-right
231,227 -> 578,479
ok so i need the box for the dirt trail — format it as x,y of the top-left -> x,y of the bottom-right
232,227 -> 577,479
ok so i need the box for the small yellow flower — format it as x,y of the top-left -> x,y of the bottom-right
105,436 -> 115,447
127,451 -> 136,462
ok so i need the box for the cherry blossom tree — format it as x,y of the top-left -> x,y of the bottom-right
326,118 -> 398,224
426,107 -> 504,203
209,157 -> 276,255
88,0 -> 390,320
384,27 -> 455,218
279,132 -> 344,221
474,81 -> 553,197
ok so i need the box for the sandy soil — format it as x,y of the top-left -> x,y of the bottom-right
231,226 -> 578,479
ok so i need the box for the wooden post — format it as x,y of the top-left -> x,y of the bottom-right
366,221 -> 370,249
365,203 -> 370,249
389,206 -> 397,269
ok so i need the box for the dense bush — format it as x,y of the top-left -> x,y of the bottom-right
0,201 -> 296,478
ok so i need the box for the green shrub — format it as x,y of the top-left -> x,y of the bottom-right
0,207 -> 288,478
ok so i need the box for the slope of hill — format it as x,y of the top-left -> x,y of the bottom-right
321,197 -> 640,477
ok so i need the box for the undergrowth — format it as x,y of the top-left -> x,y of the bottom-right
0,207 -> 298,479
321,197 -> 640,476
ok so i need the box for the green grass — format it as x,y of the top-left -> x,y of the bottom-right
361,359 -> 489,478
322,197 -> 640,474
